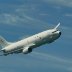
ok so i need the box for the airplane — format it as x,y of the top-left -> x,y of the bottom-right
0,23 -> 61,56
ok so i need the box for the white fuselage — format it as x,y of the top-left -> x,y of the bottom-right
1,29 -> 61,55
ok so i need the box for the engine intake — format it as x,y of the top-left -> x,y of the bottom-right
23,48 -> 32,54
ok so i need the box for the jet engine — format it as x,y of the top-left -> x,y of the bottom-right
22,48 -> 32,54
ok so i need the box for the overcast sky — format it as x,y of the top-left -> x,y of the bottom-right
0,0 -> 72,72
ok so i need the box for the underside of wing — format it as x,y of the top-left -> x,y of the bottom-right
22,43 -> 36,54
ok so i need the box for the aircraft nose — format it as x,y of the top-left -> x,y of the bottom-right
59,32 -> 61,35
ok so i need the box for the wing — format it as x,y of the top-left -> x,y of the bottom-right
0,43 -> 36,56
22,43 -> 36,54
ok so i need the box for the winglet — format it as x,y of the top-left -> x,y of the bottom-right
54,23 -> 60,29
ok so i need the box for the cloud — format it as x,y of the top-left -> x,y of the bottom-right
0,13 -> 49,30
0,12 -> 72,40
64,14 -> 72,17
40,13 -> 49,16
0,51 -> 72,71
0,14 -> 19,25
60,26 -> 72,40
53,6 -> 61,9
0,13 -> 72,40
0,13 -> 33,25
31,52 -> 72,64
0,4 -> 38,26
42,0 -> 72,7
30,52 -> 72,71
67,67 -> 72,72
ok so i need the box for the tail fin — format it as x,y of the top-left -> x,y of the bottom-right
0,36 -> 11,48
54,23 -> 60,30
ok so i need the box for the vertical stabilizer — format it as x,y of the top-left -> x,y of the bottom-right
0,36 -> 11,48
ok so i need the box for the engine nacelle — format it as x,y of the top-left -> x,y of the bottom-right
22,48 -> 32,54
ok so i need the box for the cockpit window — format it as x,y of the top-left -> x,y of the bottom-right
52,30 -> 58,33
